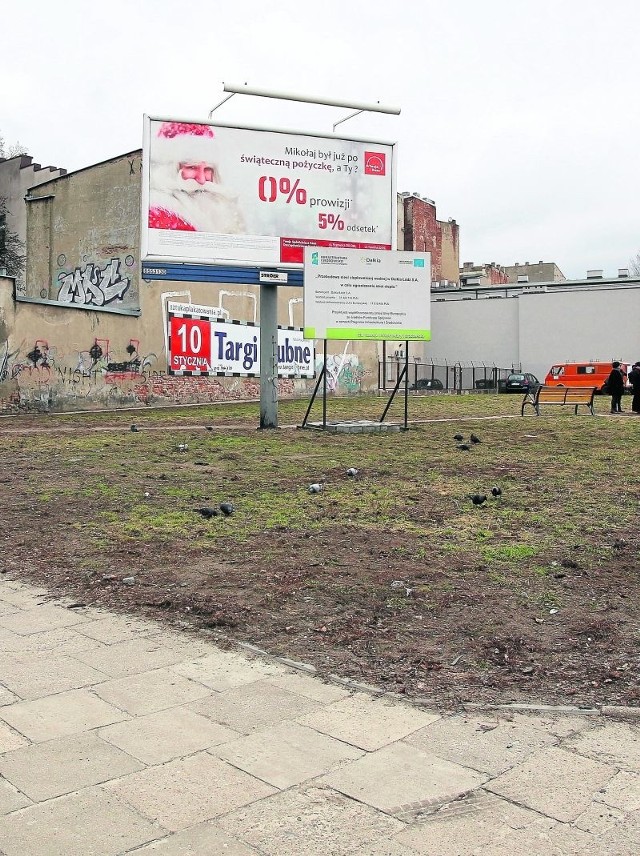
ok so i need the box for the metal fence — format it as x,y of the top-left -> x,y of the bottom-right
377,361 -> 522,393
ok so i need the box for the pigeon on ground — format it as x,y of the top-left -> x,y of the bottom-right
205,426 -> 214,431
469,494 -> 487,506
195,507 -> 218,519
219,502 -> 234,516
470,433 -> 481,444
177,443 -> 188,452
309,483 -> 324,493
346,468 -> 359,477
130,425 -> 139,432
457,443 -> 472,451
454,433 -> 464,441
491,486 -> 502,498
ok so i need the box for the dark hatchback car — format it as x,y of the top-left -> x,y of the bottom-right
409,378 -> 444,391
503,372 -> 540,393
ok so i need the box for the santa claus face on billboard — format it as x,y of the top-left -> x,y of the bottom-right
148,123 -> 244,234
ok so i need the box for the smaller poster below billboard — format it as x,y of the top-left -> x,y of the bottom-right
168,303 -> 314,378
303,248 -> 431,341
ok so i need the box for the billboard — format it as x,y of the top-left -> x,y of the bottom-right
303,248 -> 431,341
142,117 -> 396,267
168,303 -> 314,377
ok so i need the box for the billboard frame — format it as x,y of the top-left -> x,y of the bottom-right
141,114 -> 398,270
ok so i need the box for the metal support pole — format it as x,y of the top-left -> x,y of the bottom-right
322,339 -> 328,428
404,341 -> 409,429
259,283 -> 278,429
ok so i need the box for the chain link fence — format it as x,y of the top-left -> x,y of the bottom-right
378,361 -> 522,393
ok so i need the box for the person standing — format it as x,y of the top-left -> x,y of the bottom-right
607,361 -> 625,413
628,362 -> 640,413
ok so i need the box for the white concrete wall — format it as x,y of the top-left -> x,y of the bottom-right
424,294 -> 520,368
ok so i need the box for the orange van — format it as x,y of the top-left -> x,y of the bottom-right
544,361 -> 632,394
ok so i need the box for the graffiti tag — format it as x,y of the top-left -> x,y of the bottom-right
57,258 -> 130,307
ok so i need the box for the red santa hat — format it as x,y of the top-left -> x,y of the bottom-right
152,122 -> 217,165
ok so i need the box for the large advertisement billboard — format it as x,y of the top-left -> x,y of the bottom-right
303,248 -> 431,341
142,117 -> 396,267
168,302 -> 314,377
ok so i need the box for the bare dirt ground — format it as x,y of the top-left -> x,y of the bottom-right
1,394 -> 639,709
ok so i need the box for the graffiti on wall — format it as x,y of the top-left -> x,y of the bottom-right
57,257 -> 134,308
316,350 -> 366,392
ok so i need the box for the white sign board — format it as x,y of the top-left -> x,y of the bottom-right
303,248 -> 431,341
142,117 -> 395,267
168,304 -> 314,377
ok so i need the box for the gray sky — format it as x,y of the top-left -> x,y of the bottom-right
3,0 -> 639,279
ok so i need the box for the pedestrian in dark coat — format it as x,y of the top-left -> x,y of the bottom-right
628,362 -> 640,413
607,361 -> 625,413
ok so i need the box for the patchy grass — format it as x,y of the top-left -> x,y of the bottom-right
2,392 -> 639,708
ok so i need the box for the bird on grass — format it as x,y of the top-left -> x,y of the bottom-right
195,507 -> 218,519
205,426 -> 214,431
346,468 -> 359,477
454,433 -> 464,441
470,433 -> 481,444
176,443 -> 189,452
457,443 -> 471,451
130,425 -> 139,433
491,486 -> 502,498
219,502 -> 234,516
469,494 -> 487,506
309,483 -> 324,494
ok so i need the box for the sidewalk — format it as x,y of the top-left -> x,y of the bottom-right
0,579 -> 638,855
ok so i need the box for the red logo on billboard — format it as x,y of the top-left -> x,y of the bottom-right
364,152 -> 386,176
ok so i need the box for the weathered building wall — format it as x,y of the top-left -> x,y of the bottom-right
0,155 -> 66,251
402,195 -> 459,283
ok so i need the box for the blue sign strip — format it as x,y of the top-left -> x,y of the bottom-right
141,262 -> 303,286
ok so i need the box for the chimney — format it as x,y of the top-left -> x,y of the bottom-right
618,268 -> 629,278
586,269 -> 603,279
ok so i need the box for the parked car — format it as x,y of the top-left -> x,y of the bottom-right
409,378 -> 444,391
503,372 -> 540,393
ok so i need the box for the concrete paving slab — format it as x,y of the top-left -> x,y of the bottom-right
0,652 -> 107,700
0,625 -> 106,656
486,745 -> 616,822
0,603 -> 90,635
74,614 -> 167,644
507,711 -> 598,738
0,584 -> 50,607
128,821 -> 261,853
190,681 -> 323,734
405,712 -> 557,775
104,751 -> 276,832
565,721 -> 640,771
0,721 -> 28,753
172,649 -> 285,691
218,785 -> 405,855
0,776 -> 31,815
573,802 -> 626,835
212,721 -> 363,788
594,770 -> 640,812
0,687 -> 18,708
353,840 -> 421,855
92,667 -> 212,715
474,817 -> 592,855
394,790 -> 538,854
321,741 -> 486,817
0,603 -> 18,617
0,731 -> 144,801
297,692 -> 441,751
0,688 -> 129,742
576,808 -> 640,855
0,786 -> 165,856
98,705 -> 238,765
72,636 -> 191,677
264,670 -> 351,704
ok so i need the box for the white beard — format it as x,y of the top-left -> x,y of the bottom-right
149,161 -> 245,235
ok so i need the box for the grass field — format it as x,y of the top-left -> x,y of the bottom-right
2,391 -> 638,708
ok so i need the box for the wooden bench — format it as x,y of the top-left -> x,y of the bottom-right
521,385 -> 597,416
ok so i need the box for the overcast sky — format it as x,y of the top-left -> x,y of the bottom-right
3,0 -> 638,279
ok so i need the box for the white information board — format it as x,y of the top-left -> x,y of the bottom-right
303,248 -> 431,341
